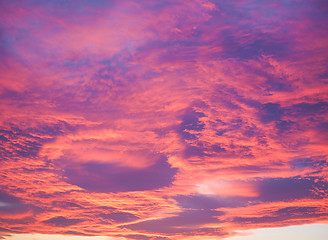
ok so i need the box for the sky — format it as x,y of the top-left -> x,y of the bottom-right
0,0 -> 327,240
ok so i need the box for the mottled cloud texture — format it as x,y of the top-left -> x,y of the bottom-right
1,0 -> 328,239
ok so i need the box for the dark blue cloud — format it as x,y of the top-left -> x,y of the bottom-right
183,144 -> 209,158
99,212 -> 139,223
42,216 -> 84,227
0,190 -> 41,227
256,177 -> 328,201
23,0 -> 116,16
275,120 -> 294,132
178,108 -> 205,140
258,103 -> 283,123
290,158 -> 327,169
318,122 -> 328,132
63,155 -> 177,193
0,135 -> 8,142
0,226 -> 18,233
265,77 -> 292,92
28,121 -> 75,137
234,206 -> 327,224
124,209 -> 224,234
173,194 -> 247,209
288,102 -> 328,117
0,190 -> 40,216
205,1 -> 294,60
0,127 -> 42,160
218,32 -> 289,60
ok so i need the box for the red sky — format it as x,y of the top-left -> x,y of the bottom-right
0,0 -> 328,239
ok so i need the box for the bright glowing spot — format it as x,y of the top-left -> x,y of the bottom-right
196,179 -> 258,197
